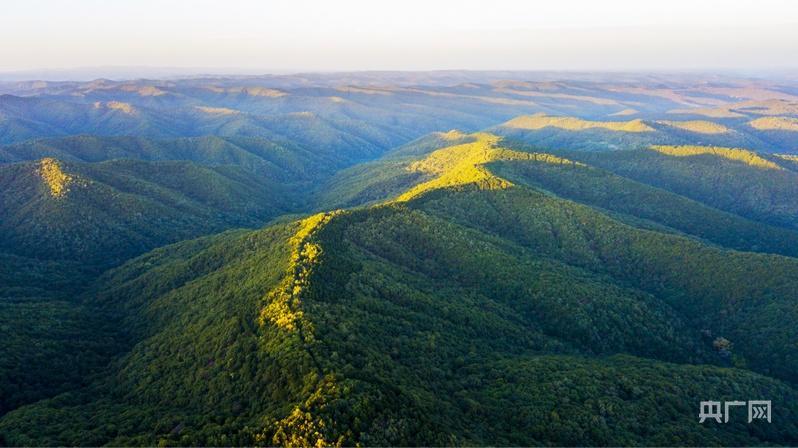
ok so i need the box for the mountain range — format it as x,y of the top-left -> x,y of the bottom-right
1,72 -> 798,446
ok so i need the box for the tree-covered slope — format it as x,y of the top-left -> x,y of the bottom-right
0,134 -> 370,179
317,133 -> 798,260
561,146 -> 798,230
0,152 -> 302,419
0,251 -> 120,416
489,158 -> 798,257
0,157 -> 292,268
312,130 -> 475,209
3,133 -> 798,446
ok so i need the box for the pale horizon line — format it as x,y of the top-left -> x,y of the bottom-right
2,65 -> 798,83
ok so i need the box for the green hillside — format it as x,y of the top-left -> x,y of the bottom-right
0,152 -> 300,418
317,133 -> 798,259
561,146 -> 798,230
0,134 -> 366,178
312,131 -> 475,209
0,157 -> 292,267
3,133 -> 797,446
0,251 -> 121,416
0,128 -> 492,427
490,158 -> 798,257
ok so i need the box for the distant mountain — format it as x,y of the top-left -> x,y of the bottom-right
0,85 -> 542,146
3,76 -> 797,152
492,114 -> 781,152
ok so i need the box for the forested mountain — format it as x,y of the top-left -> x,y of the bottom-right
3,130 -> 798,446
2,73 -> 798,447
559,146 -> 798,230
0,157 -> 293,267
0,128 -> 449,270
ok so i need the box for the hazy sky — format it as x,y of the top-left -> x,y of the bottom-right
2,0 -> 798,75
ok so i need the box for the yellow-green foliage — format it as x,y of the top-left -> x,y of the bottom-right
37,158 -> 72,198
749,116 -> 798,131
140,86 -> 165,96
656,120 -> 730,134
650,145 -> 782,170
267,375 -> 347,448
259,212 -> 340,335
503,114 -> 654,133
241,87 -> 287,97
736,100 -> 798,115
396,133 -> 583,201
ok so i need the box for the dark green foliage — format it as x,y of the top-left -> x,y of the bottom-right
412,187 -> 798,383
0,295 -> 120,415
4,181 -> 798,445
0,252 -> 119,415
490,159 -> 798,257
2,74 -> 798,446
0,158 -> 291,268
0,225 -> 301,446
464,355 -> 798,446
562,148 -> 798,229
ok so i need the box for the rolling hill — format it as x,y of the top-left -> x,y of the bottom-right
492,114 -> 780,152
0,152 -> 302,416
560,145 -> 798,230
2,132 -> 797,446
3,74 -> 798,447
0,157 -> 294,268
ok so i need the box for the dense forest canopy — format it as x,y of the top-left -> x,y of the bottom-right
1,72 -> 798,446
